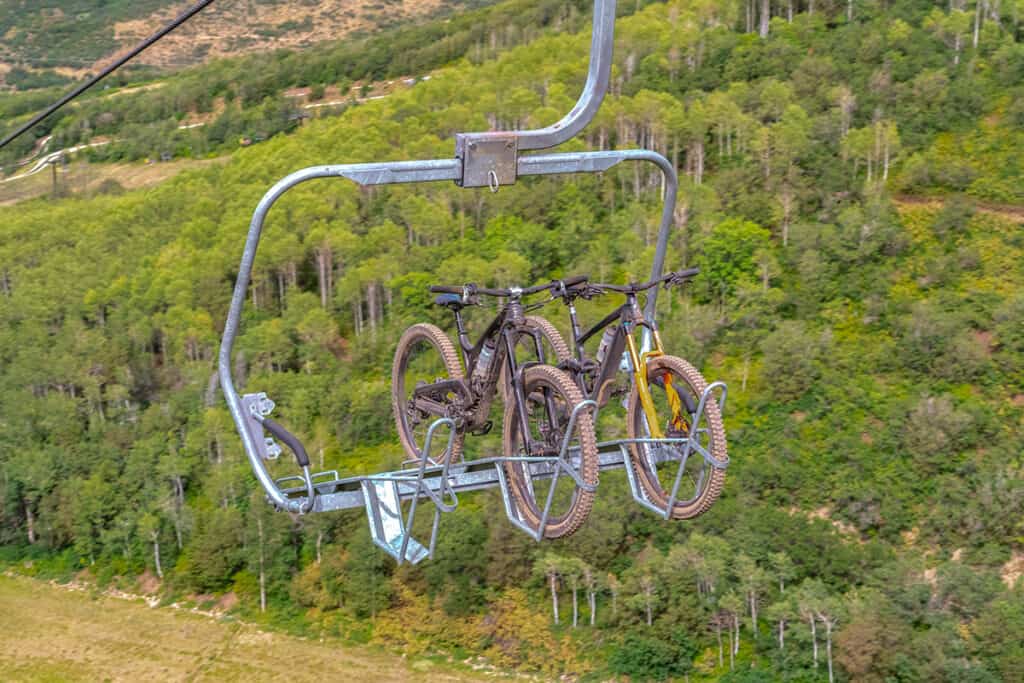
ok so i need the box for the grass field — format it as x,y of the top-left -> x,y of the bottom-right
0,157 -> 229,206
0,574 -> 491,682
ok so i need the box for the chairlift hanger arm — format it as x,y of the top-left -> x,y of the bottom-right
454,0 -> 617,187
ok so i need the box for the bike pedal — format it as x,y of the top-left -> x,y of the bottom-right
470,420 -> 493,436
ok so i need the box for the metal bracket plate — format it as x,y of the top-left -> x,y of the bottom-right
455,133 -> 518,188
242,392 -> 282,460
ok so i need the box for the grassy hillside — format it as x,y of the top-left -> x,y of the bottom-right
1,0 -> 1023,680
0,0 -> 611,173
0,0 -> 485,77
0,574 -> 488,681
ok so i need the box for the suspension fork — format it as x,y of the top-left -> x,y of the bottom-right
649,325 -> 688,432
625,323 -> 664,439
626,321 -> 686,437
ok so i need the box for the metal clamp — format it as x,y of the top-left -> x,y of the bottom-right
623,381 -> 730,519
455,133 -> 517,188
363,418 -> 459,564
495,399 -> 598,541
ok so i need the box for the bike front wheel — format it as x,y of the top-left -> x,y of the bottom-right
626,355 -> 727,520
502,364 -> 599,539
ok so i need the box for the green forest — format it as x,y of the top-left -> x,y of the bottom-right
2,0 -> 1024,680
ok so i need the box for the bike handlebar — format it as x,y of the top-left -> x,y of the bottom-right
430,274 -> 588,299
587,267 -> 699,294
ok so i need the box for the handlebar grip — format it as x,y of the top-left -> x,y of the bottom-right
562,274 -> 588,287
262,417 -> 311,468
429,285 -> 463,294
675,267 -> 700,278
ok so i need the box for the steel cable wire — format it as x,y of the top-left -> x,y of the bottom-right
0,0 -> 216,151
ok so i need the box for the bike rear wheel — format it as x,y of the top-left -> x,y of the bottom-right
392,323 -> 466,464
503,364 -> 598,538
626,355 -> 726,519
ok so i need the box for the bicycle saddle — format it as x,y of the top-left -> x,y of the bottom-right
434,293 -> 465,310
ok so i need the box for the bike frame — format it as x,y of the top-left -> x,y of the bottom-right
411,296 -> 556,456
563,293 -> 683,439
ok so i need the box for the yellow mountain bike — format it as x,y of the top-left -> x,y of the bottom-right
510,269 -> 728,520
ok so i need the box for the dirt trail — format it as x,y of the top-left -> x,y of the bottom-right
895,194 -> 1024,223
0,573 -> 487,682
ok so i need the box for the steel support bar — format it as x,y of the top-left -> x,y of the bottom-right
296,442 -> 657,513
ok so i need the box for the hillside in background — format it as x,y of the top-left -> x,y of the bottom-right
0,0 -> 603,175
0,0 -> 486,89
2,0 -> 1024,680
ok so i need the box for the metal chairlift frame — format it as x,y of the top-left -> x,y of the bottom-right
219,0 -> 729,563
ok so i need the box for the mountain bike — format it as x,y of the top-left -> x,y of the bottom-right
509,269 -> 728,520
391,276 -> 599,538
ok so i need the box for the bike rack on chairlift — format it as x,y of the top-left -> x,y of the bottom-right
219,0 -> 730,564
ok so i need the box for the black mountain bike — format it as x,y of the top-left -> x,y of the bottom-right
509,269 -> 728,520
391,276 -> 599,538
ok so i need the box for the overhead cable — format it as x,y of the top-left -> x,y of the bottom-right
0,0 -> 216,151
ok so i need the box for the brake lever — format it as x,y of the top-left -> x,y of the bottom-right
663,274 -> 692,290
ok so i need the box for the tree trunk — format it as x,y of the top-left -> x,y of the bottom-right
825,621 -> 834,683
974,0 -> 983,48
694,141 -> 704,185
152,532 -> 163,579
367,283 -> 377,336
847,0 -> 853,21
778,619 -> 785,649
728,619 -> 735,669
750,591 -> 758,631
734,613 -> 740,655
589,590 -> 596,626
173,512 -> 183,550
883,135 -> 891,180
316,530 -> 323,564
258,517 -> 267,613
810,615 -> 819,667
24,499 -> 35,544
572,586 -> 579,627
716,621 -> 724,668
549,573 -> 560,625
759,0 -> 770,38
316,249 -> 332,308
